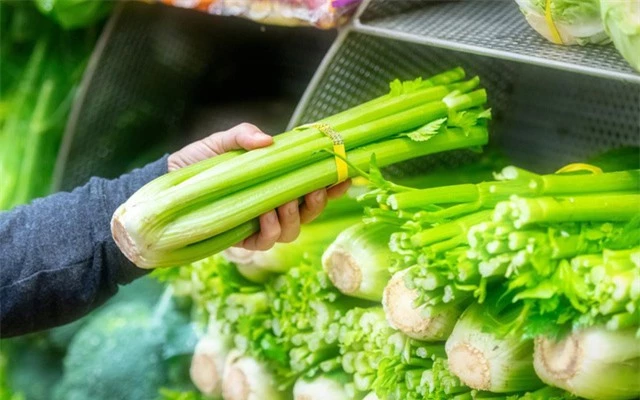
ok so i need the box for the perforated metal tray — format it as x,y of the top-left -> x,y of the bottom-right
352,0 -> 640,83
290,31 -> 640,175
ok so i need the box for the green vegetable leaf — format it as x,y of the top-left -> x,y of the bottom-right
406,117 -> 447,142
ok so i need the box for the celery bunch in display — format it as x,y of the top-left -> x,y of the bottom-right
338,306 -> 469,399
111,68 -> 490,268
375,166 -> 640,339
514,0 -> 609,45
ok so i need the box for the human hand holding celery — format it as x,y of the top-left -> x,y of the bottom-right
111,68 -> 490,269
166,123 -> 351,253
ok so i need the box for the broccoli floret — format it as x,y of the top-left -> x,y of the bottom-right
53,302 -> 166,400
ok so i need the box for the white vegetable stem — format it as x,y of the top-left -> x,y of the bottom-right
383,269 -> 460,341
322,222 -> 396,301
534,326 -> 640,400
222,350 -> 287,400
293,375 -> 351,400
445,301 -> 543,392
190,333 -> 232,397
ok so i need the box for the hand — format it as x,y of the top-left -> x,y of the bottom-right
168,123 -> 351,251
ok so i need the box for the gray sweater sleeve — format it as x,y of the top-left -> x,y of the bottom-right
0,156 -> 168,338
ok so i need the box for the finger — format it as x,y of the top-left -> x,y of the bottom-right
277,200 -> 301,243
202,123 -> 273,155
241,210 -> 281,251
300,189 -> 327,224
327,179 -> 352,200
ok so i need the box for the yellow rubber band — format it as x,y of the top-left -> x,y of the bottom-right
315,123 -> 349,183
545,0 -> 564,45
352,176 -> 370,187
555,163 -> 603,175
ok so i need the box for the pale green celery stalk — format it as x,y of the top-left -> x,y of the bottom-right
120,81 -> 482,229
494,193 -> 640,228
119,125 -> 488,268
410,210 -> 493,248
322,222 -> 397,301
122,88 -> 488,246
534,326 -> 640,400
293,371 -> 364,400
446,294 -> 544,393
330,67 -> 466,118
388,168 -> 640,214
166,70 -> 468,208
383,269 -> 464,341
225,214 -> 362,283
132,80 -> 461,203
222,350 -> 289,400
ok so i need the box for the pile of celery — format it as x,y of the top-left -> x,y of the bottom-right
111,68 -> 490,268
146,69 -> 637,400
363,157 -> 640,399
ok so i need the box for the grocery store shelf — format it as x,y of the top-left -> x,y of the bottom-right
353,0 -> 640,83
291,31 -> 639,174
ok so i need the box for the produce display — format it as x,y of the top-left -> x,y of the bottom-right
1,0 -> 638,398
146,145 -> 639,400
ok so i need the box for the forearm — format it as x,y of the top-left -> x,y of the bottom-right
0,156 -> 168,338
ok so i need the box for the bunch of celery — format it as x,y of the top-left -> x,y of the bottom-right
376,168 -> 640,338
342,160 -> 639,398
154,249 -> 368,398
153,255 -> 264,398
111,68 -> 490,268
338,306 -> 470,399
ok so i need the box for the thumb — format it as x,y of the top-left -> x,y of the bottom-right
203,123 -> 273,154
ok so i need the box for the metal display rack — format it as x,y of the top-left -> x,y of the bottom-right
290,1 -> 639,175
354,0 -> 639,83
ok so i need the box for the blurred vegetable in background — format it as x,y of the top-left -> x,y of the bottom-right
600,0 -> 640,72
34,0 -> 113,29
0,1 -> 103,211
514,0 -> 610,45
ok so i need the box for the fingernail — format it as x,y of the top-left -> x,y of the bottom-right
315,191 -> 325,203
287,202 -> 298,216
267,211 -> 277,222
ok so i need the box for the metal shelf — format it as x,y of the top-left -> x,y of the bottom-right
353,0 -> 639,83
290,31 -> 639,174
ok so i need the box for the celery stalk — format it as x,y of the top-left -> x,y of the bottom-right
322,222 -> 397,301
533,326 -> 640,400
382,269 -> 463,341
445,293 -> 543,393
